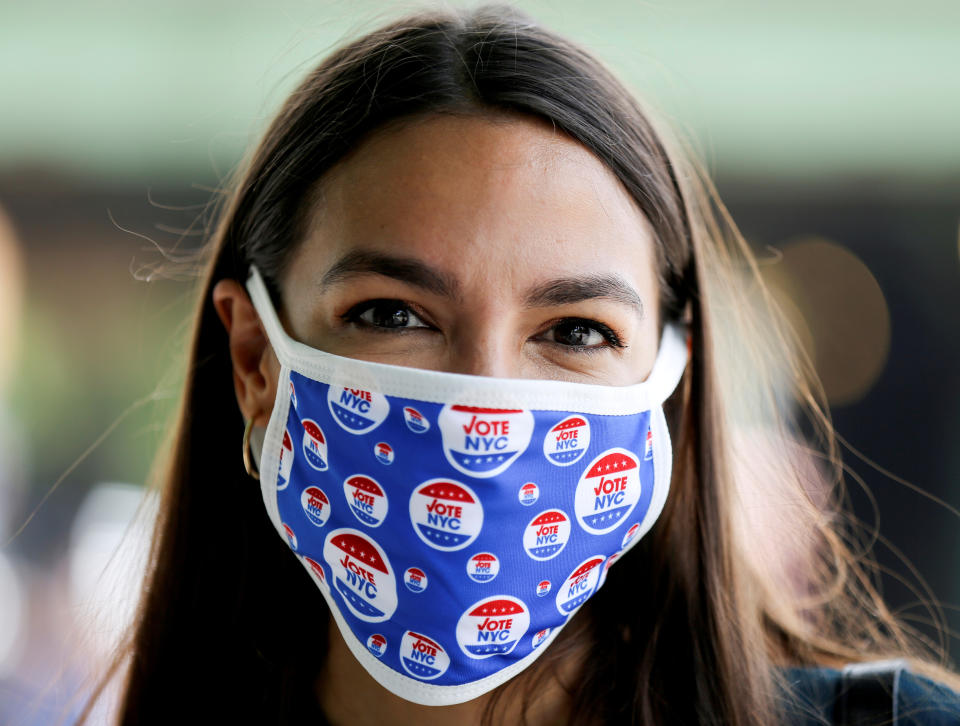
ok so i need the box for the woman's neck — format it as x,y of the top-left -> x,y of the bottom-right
316,618 -> 578,726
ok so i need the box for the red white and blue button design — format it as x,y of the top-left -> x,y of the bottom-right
466,553 -> 500,583
456,596 -> 530,658
400,631 -> 449,680
403,407 -> 430,433
327,386 -> 390,434
574,448 -> 642,534
522,510 -> 571,560
282,523 -> 298,550
556,556 -> 604,615
300,486 -> 331,527
409,479 -> 483,551
303,555 -> 327,590
323,529 -> 397,623
277,428 -> 294,490
343,474 -> 388,528
289,379 -> 298,410
403,567 -> 428,593
621,522 -> 641,550
374,442 -> 395,465
438,406 -> 534,478
644,424 -> 653,461
518,482 -> 539,506
542,415 -> 590,466
367,633 -> 387,658
531,628 -> 550,649
301,419 -> 329,471
536,580 -> 551,597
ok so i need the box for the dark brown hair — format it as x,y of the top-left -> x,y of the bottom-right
83,4 -> 958,724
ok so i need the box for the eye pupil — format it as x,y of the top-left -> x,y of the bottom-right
555,321 -> 592,346
373,303 -> 409,328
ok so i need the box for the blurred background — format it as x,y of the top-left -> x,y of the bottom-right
1,0 -> 958,722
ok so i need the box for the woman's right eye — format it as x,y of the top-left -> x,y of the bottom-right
341,299 -> 432,331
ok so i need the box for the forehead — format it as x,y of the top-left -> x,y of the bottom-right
290,113 -> 657,307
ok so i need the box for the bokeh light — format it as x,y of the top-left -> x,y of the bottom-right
767,236 -> 891,408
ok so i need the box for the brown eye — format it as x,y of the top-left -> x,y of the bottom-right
539,318 -> 624,353
343,300 -> 431,331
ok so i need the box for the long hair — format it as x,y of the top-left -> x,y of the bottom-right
85,5 -> 957,724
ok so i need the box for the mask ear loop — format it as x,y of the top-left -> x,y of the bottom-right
247,265 -> 298,366
644,322 -> 690,406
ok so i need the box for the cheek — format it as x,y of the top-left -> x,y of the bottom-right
515,354 -> 638,386
519,324 -> 655,386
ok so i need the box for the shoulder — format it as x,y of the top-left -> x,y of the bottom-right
779,660 -> 960,725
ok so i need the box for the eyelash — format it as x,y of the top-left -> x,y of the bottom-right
340,299 -> 626,354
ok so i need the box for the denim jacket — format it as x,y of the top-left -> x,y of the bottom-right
782,661 -> 960,725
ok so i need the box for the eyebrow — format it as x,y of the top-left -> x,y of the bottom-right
320,248 -> 645,320
321,249 -> 458,299
523,276 -> 644,320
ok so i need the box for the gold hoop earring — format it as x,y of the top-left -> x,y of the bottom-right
242,417 -> 260,480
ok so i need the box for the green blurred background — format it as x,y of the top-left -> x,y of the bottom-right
0,0 -> 958,719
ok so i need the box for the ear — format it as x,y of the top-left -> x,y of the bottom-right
212,279 -> 280,427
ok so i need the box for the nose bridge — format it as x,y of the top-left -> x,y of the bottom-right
447,316 -> 517,379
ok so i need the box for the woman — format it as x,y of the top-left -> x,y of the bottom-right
86,5 -> 960,725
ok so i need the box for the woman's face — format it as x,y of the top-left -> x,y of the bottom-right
277,113 -> 661,386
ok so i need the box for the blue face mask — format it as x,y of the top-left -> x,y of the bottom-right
246,266 -> 688,706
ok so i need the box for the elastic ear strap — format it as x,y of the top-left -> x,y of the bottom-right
247,265 -> 296,366
645,323 -> 689,405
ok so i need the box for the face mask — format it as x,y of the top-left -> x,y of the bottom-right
246,266 -> 688,706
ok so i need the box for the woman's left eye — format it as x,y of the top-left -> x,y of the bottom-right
539,318 -> 624,353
